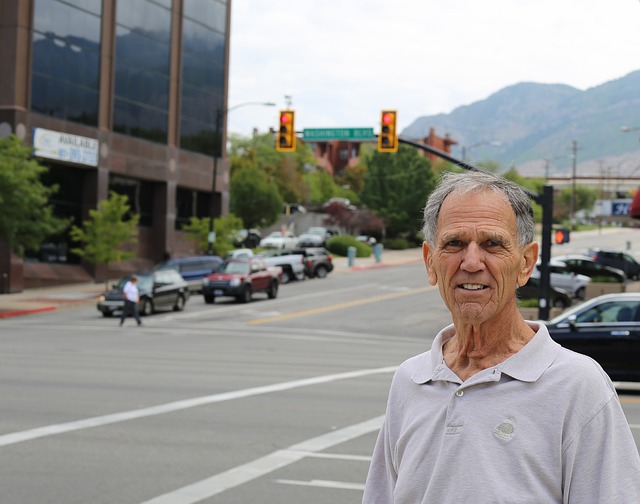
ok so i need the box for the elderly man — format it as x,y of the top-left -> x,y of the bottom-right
363,171 -> 640,503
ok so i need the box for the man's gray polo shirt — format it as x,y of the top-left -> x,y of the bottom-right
363,322 -> 640,504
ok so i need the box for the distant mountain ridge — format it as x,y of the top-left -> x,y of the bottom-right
401,70 -> 640,177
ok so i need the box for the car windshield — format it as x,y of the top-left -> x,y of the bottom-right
223,262 -> 250,274
116,274 -> 152,291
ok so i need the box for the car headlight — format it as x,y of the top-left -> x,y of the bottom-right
203,278 -> 210,286
97,295 -> 105,302
230,278 -> 241,287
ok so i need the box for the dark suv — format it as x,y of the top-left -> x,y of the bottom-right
590,248 -> 640,280
293,247 -> 334,279
155,255 -> 224,293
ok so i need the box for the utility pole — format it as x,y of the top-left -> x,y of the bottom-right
570,140 -> 578,231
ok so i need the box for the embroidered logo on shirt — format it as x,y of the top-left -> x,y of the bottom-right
494,419 -> 516,441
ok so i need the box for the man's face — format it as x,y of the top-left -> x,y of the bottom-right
423,189 -> 537,325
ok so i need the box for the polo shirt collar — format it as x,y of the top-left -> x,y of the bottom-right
411,322 -> 561,384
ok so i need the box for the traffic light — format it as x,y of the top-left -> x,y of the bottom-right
276,110 -> 296,152
378,110 -> 398,152
554,228 -> 570,244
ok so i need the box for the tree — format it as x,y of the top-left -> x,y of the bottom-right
556,185 -> 598,222
181,213 -> 244,257
230,165 -> 283,229
0,135 -> 69,254
229,131 -> 316,205
360,145 -> 436,238
69,191 -> 139,288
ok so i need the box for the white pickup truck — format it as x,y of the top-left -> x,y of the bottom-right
226,249 -> 305,284
255,250 -> 306,284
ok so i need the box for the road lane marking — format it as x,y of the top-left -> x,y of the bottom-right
0,367 -> 395,448
275,479 -> 366,491
139,415 -> 384,504
247,286 -> 432,325
290,451 -> 371,461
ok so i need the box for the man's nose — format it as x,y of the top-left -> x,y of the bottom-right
460,243 -> 485,271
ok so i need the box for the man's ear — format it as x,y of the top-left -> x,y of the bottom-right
422,242 -> 437,286
517,241 -> 539,287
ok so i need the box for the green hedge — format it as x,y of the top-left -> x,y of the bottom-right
326,235 -> 372,257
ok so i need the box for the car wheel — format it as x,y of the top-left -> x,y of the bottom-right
204,294 -> 215,304
281,268 -> 293,284
575,287 -> 585,300
173,294 -> 185,311
140,299 -> 153,316
267,280 -> 278,299
315,265 -> 328,279
102,311 -> 112,318
553,297 -> 568,308
238,287 -> 252,303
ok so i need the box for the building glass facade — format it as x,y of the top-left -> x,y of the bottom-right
180,0 -> 228,154
113,0 -> 172,142
31,0 -> 102,125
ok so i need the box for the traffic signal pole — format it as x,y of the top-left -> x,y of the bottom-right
396,136 -> 553,320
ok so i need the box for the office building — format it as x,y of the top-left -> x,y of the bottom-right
0,0 -> 231,291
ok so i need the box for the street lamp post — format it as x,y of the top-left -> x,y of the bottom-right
207,101 -> 276,255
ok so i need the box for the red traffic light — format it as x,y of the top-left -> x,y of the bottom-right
280,113 -> 290,124
382,113 -> 393,125
554,229 -> 570,244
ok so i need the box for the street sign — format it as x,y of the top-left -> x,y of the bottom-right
302,128 -> 375,142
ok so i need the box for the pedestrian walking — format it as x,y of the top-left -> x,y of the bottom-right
119,275 -> 142,326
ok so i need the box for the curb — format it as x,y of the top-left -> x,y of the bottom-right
0,306 -> 57,319
351,258 -> 423,271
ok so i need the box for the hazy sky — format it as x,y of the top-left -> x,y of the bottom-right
227,0 -> 640,139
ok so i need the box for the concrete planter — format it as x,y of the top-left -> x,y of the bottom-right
585,282 -> 626,300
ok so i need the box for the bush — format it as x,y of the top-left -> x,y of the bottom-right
382,237 -> 412,250
518,298 -> 539,308
326,235 -> 372,257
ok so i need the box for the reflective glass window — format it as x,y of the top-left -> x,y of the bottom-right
31,0 -> 101,126
116,0 -> 171,43
114,0 -> 172,143
180,0 -> 228,154
184,0 -> 226,34
113,99 -> 168,143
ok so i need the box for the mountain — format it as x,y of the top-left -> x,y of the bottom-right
401,70 -> 640,178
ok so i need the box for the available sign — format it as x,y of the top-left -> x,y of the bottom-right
302,128 -> 375,142
33,128 -> 99,167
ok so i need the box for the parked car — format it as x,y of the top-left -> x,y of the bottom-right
233,229 -> 262,249
531,260 -> 591,299
201,258 -> 281,304
256,249 -> 306,283
154,255 -> 224,293
518,276 -> 572,308
297,226 -> 336,247
292,247 -> 334,278
552,254 -> 626,283
356,235 -> 377,246
546,292 -> 640,381
259,230 -> 299,249
225,248 -> 255,260
589,248 -> 640,280
97,269 -> 190,317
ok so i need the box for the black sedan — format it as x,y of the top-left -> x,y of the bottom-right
545,293 -> 640,382
552,255 -> 626,283
97,269 -> 190,317
518,276 -> 572,308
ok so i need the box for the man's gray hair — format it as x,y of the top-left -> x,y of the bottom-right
422,171 -> 535,247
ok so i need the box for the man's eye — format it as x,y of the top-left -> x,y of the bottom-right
446,240 -> 462,247
485,240 -> 502,247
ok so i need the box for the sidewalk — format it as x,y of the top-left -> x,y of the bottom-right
0,248 -> 424,319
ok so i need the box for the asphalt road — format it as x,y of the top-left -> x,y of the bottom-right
1,256 -> 639,503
